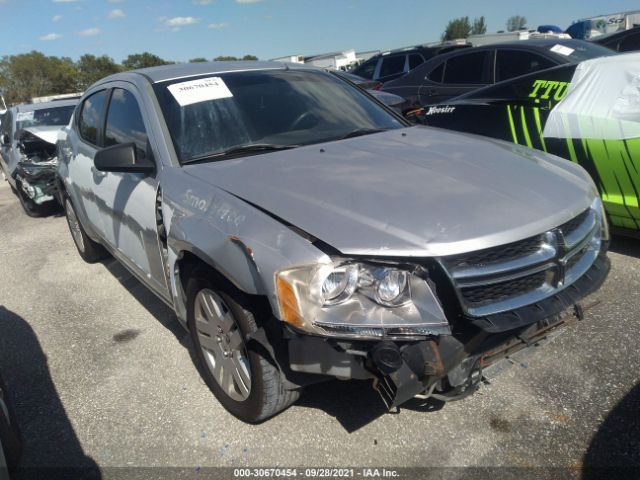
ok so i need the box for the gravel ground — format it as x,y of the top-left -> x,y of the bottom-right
0,180 -> 638,479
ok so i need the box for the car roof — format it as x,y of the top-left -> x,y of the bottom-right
98,61 -> 316,85
12,98 -> 79,112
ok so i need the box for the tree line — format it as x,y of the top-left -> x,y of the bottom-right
0,51 -> 258,105
442,15 -> 527,41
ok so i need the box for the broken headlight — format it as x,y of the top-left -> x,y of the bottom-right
276,260 -> 451,339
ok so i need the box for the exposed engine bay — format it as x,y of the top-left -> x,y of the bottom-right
13,128 -> 59,205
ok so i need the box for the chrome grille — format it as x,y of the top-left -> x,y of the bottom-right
440,204 -> 602,317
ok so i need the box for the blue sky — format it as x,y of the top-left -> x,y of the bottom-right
0,0 -> 639,62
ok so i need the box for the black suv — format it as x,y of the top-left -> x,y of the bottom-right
350,43 -> 470,84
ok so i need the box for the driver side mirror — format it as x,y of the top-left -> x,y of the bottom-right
94,142 -> 155,174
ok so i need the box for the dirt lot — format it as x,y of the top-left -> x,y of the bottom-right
0,180 -> 639,479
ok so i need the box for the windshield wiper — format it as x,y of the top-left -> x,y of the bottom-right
184,143 -> 300,164
337,128 -> 389,140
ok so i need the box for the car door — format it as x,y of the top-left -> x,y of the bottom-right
71,89 -> 110,236
419,50 -> 494,104
494,49 -> 558,83
91,84 -> 169,299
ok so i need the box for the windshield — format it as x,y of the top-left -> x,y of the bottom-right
153,69 -> 404,163
16,105 -> 75,131
549,40 -> 615,62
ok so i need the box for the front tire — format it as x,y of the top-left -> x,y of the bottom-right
187,274 -> 299,423
64,197 -> 108,263
0,376 -> 22,471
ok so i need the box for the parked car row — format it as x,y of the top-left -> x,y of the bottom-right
37,60 -> 610,423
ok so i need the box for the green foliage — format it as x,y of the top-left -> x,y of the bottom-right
472,16 -> 487,35
0,51 -> 78,104
121,52 -> 171,70
213,55 -> 259,61
77,54 -> 121,89
506,15 -> 527,32
189,57 -> 208,63
0,50 -> 258,105
442,16 -> 489,40
442,16 -> 472,41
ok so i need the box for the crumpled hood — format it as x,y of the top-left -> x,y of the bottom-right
184,127 -> 596,257
16,126 -> 62,145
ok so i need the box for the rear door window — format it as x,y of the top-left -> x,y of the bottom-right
409,54 -> 425,70
427,62 -> 445,83
496,50 -> 557,82
379,55 -> 407,79
353,59 -> 377,80
443,51 -> 491,84
79,90 -> 108,145
621,32 -> 640,52
104,88 -> 149,159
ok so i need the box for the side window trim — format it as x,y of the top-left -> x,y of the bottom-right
104,85 -> 157,167
76,88 -> 112,148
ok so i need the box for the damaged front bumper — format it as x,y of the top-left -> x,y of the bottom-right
287,251 -> 610,409
14,159 -> 58,205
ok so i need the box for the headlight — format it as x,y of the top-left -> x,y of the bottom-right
276,260 -> 450,339
592,196 -> 609,241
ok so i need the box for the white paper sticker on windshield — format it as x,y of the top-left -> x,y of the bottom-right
168,77 -> 233,107
550,44 -> 575,57
16,111 -> 34,122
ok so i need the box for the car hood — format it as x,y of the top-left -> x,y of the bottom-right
184,127 -> 595,257
16,126 -> 63,145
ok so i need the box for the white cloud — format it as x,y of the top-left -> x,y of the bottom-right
193,0 -> 213,4
52,14 -> 63,22
107,8 -> 125,19
77,27 -> 101,36
208,22 -> 229,29
40,33 -> 63,41
165,16 -> 199,26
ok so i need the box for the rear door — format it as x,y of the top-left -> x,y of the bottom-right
91,84 -> 169,299
419,49 -> 494,104
377,54 -> 408,83
495,49 -> 558,83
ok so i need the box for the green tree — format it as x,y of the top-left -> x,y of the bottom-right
472,16 -> 487,35
122,52 -> 171,70
506,15 -> 527,32
442,16 -> 472,40
213,55 -> 239,61
76,54 -> 121,89
241,54 -> 258,61
189,57 -> 208,63
0,51 -> 78,104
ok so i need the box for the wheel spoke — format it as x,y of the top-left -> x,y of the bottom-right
219,310 -> 235,333
197,332 -> 219,353
231,355 -> 251,397
221,362 -> 235,394
227,329 -> 244,351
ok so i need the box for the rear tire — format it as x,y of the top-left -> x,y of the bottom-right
187,272 -> 299,423
64,196 -> 108,263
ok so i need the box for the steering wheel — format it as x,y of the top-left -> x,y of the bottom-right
289,111 -> 315,131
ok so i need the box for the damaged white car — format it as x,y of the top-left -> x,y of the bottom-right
0,99 -> 77,216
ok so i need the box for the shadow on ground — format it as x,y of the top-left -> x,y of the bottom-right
609,235 -> 640,259
582,383 -> 640,479
0,305 -> 101,480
